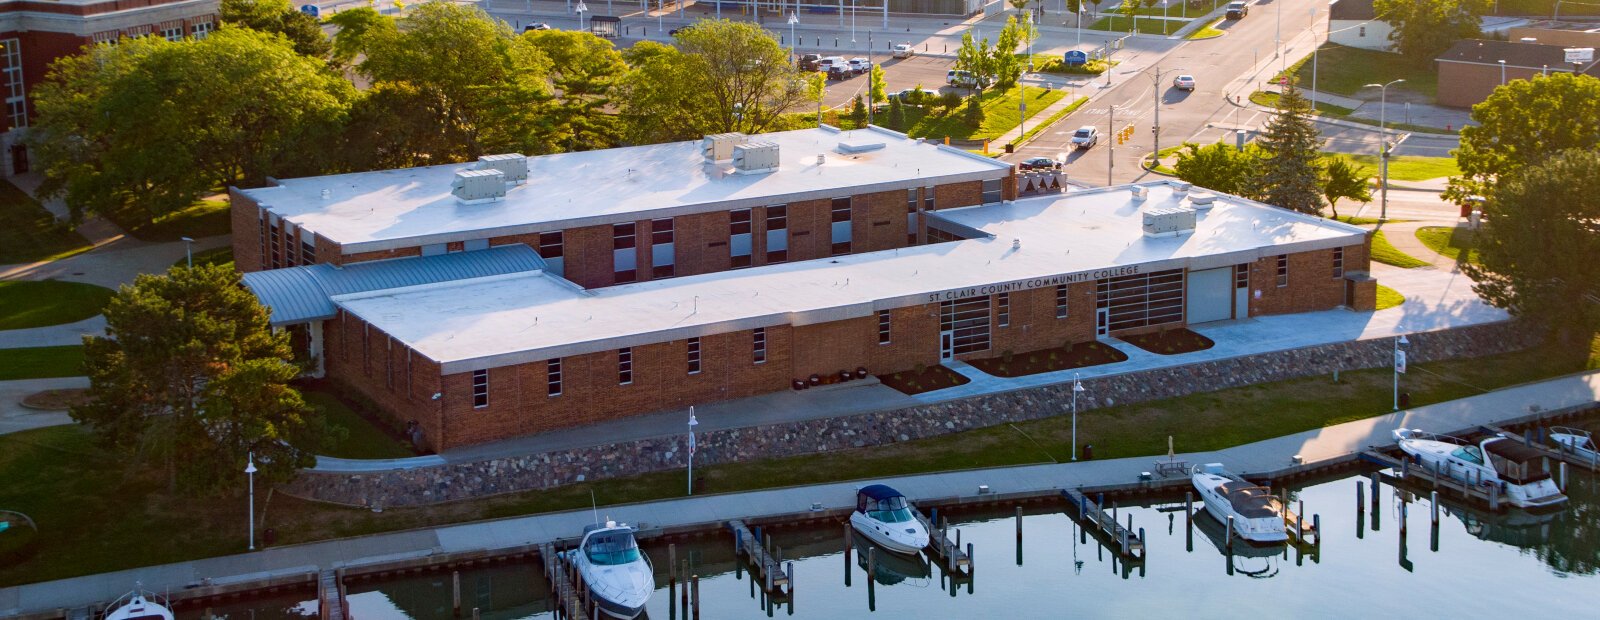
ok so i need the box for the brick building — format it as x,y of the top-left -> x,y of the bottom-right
1436,39 -> 1600,108
235,126 -> 1377,452
0,0 -> 221,175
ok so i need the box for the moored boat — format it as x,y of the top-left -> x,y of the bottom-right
103,590 -> 173,620
564,520 -> 654,619
1393,428 -> 1567,510
1191,463 -> 1289,544
1549,426 -> 1599,464
849,484 -> 930,555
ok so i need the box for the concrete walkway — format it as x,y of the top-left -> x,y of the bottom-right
0,377 -> 87,436
6,368 -> 1596,617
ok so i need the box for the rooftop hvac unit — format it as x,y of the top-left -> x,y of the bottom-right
732,141 -> 781,174
1188,192 -> 1217,210
702,132 -> 748,162
452,169 -> 507,204
1143,205 -> 1197,238
476,154 -> 528,185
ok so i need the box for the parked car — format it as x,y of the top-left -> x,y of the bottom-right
1019,157 -> 1061,170
1225,1 -> 1248,18
893,43 -> 914,58
827,64 -> 851,80
1069,126 -> 1099,149
889,87 -> 941,104
946,69 -> 989,89
523,23 -> 551,32
849,57 -> 872,74
816,56 -> 847,72
799,53 -> 822,71
1173,74 -> 1196,90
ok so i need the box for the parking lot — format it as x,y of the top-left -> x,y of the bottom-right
804,53 -> 961,110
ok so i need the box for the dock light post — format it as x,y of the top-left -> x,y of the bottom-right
1072,374 -> 1085,461
1392,334 -> 1409,411
687,408 -> 698,496
575,0 -> 588,33
181,236 -> 194,268
245,452 -> 257,550
1363,78 -> 1405,222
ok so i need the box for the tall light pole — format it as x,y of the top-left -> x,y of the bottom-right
1146,66 -> 1183,168
1363,78 -> 1405,222
1313,2 -> 1334,105
788,12 -> 798,53
851,0 -> 857,44
1275,0 -> 1282,67
1076,5 -> 1084,48
686,408 -> 698,495
245,452 -> 257,551
181,236 -> 194,268
1071,374 -> 1085,461
575,0 -> 588,32
1392,335 -> 1409,410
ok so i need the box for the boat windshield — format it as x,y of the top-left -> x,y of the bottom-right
1450,445 -> 1484,465
868,496 -> 914,523
584,531 -> 641,566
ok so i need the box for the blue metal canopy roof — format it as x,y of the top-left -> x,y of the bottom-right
858,484 -> 905,501
242,244 -> 547,326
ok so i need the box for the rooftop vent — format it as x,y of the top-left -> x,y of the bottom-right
1130,186 -> 1149,202
836,139 -> 886,154
476,154 -> 528,185
1189,192 -> 1217,210
703,133 -> 748,163
1143,205 -> 1197,238
732,141 -> 780,174
452,169 -> 507,204
1171,181 -> 1192,195
1520,37 -> 1538,43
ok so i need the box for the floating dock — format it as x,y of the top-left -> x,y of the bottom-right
913,506 -> 973,578
728,519 -> 793,597
1062,489 -> 1146,560
538,542 -> 589,619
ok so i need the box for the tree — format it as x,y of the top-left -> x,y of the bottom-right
1463,149 -> 1600,340
1008,0 -> 1030,10
1255,82 -> 1324,214
964,96 -> 985,126
221,0 -> 333,58
523,30 -> 629,149
1066,0 -> 1082,13
805,71 -> 827,124
955,32 -> 983,90
1373,0 -> 1491,65
1118,0 -> 1140,20
1319,156 -> 1373,218
616,41 -> 715,144
993,15 -> 1026,90
888,97 -> 907,130
1445,73 -> 1600,205
672,20 -> 809,135
869,64 -> 888,110
30,29 -> 353,223
1173,141 -> 1266,198
851,94 -> 868,128
72,264 -> 332,493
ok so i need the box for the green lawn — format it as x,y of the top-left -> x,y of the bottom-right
1188,17 -> 1225,39
1333,215 -> 1394,225
0,281 -> 114,331
0,180 -> 92,265
1415,226 -> 1480,266
5,333 -> 1596,586
172,246 -> 235,270
1370,230 -> 1431,268
1010,96 -> 1088,147
0,345 -> 85,381
107,198 -> 231,243
1325,153 -> 1460,182
1495,0 -> 1600,16
303,391 -> 415,460
1090,16 -> 1191,35
1376,284 -> 1405,310
1277,44 -> 1439,99
1250,90 -> 1358,117
907,85 -> 1067,143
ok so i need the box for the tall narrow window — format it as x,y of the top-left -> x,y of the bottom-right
268,222 -> 281,268
1,38 -> 25,130
906,189 -> 919,246
161,24 -> 183,42
258,213 -> 268,270
361,324 -> 370,375
286,228 -> 299,267
1055,284 -> 1069,319
752,328 -> 767,363
997,292 -> 1011,327
686,338 -> 701,374
1276,255 -> 1289,288
384,337 -> 393,389
1332,247 -> 1344,278
547,359 -> 562,397
1235,263 -> 1250,288
765,206 -> 788,263
472,369 -> 489,408
877,310 -> 892,345
538,231 -> 565,276
730,209 -> 753,268
830,197 -> 853,255
618,347 -> 633,385
302,237 -> 316,266
613,223 -> 637,284
651,218 -> 675,278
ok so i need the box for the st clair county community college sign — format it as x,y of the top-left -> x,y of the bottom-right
924,265 -> 1142,303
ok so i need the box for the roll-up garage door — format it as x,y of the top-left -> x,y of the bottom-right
1186,267 -> 1233,325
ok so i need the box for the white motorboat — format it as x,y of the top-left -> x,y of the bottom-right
1549,426 -> 1599,464
103,590 -> 173,620
1393,428 -> 1567,510
563,520 -> 654,619
1191,463 -> 1288,544
849,484 -> 930,555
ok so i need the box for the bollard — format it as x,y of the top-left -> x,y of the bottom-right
1431,491 -> 1439,523
1559,462 -> 1567,491
453,570 -> 461,617
867,547 -> 875,581
1226,515 -> 1234,546
1015,506 -> 1023,542
473,608 -> 480,620
692,574 -> 700,620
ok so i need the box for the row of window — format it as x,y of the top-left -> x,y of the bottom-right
91,20 -> 213,46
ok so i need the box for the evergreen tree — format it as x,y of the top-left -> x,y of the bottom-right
964,95 -> 985,126
1255,83 -> 1324,214
888,97 -> 907,130
850,94 -> 867,128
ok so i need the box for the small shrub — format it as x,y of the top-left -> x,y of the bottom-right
940,91 -> 962,112
963,96 -> 984,126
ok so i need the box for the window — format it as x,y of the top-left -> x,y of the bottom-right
1358,25 -> 1366,37
878,310 -> 892,344
384,337 -> 393,389
161,24 -> 183,42
906,189 -> 919,246
997,292 -> 1010,327
907,189 -> 918,214
538,231 -> 564,276
651,218 -> 675,278
940,296 -> 993,355
981,178 -> 1004,204
1096,269 -> 1186,332
1056,284 -> 1069,319
547,359 -> 562,396
472,369 -> 489,408
302,237 -> 316,265
617,347 -> 633,384
730,209 -> 752,268
1276,255 -> 1289,287
1235,263 -> 1250,289
752,328 -> 767,363
268,222 -> 281,268
92,31 -> 119,45
765,206 -> 788,263
191,21 -> 213,39
406,351 -> 413,395
831,197 -> 852,255
686,337 -> 701,374
1,38 -> 24,130
1332,247 -> 1344,278
613,223 -> 637,283
286,228 -> 299,266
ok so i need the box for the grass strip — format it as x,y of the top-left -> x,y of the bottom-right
1370,230 -> 1431,268
0,345 -> 85,381
0,281 -> 114,330
1415,226 -> 1479,266
1376,284 -> 1405,310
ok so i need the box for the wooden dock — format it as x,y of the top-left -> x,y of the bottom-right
538,542 -> 588,619
1282,501 -> 1319,547
728,520 -> 792,596
1481,425 -> 1600,472
1062,489 -> 1145,560
316,569 -> 347,620
912,507 -> 973,578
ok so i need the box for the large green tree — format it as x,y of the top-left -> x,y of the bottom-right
1373,0 -> 1491,65
615,41 -> 717,143
523,30 -> 629,149
72,265 -> 331,493
1463,149 -> 1600,339
1320,156 -> 1373,218
221,0 -> 332,58
993,15 -> 1026,90
1445,72 -> 1600,205
29,29 -> 353,223
1255,83 -> 1325,214
617,21 -> 807,140
1173,141 -> 1266,198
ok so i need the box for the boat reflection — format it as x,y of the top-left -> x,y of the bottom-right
1190,510 -> 1281,579
852,531 -> 931,587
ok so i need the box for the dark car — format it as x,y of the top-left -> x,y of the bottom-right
827,64 -> 851,80
1226,1 -> 1249,18
799,53 -> 822,71
1019,157 -> 1060,170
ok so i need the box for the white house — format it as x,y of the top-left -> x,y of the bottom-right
1328,0 -> 1393,51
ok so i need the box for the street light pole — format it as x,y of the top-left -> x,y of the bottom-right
1498,59 -> 1506,85
1071,373 -> 1084,461
788,12 -> 798,54
575,0 -> 588,32
1392,335 -> 1409,410
1363,78 -> 1405,222
245,452 -> 257,551
686,409 -> 698,495
181,236 -> 194,268
1108,104 -> 1116,186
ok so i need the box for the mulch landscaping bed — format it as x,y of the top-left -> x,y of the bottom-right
1119,328 -> 1215,355
20,389 -> 89,411
966,341 -> 1129,378
876,365 -> 971,395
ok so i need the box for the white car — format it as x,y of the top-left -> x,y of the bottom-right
849,57 -> 872,74
893,43 -> 914,58
1069,126 -> 1099,149
890,87 -> 940,103
1173,74 -> 1196,90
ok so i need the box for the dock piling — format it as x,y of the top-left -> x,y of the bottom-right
692,574 -> 700,620
681,559 -> 689,616
452,570 -> 461,617
1430,491 -> 1439,523
1559,462 -> 1567,491
1226,515 -> 1234,547
1400,500 -> 1408,535
1015,506 -> 1023,542
1313,514 -> 1321,546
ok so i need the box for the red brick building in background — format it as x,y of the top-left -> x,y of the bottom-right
0,0 -> 221,175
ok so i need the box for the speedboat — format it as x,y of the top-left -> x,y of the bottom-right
1393,428 -> 1567,509
849,484 -> 929,555
564,520 -> 653,619
103,590 -> 173,620
1549,426 -> 1598,463
1191,463 -> 1288,543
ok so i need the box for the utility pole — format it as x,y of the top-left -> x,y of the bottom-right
1146,66 -> 1182,169
1108,104 -> 1116,186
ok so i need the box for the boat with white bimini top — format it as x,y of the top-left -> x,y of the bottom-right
562,520 -> 654,619
1191,463 -> 1289,544
103,589 -> 173,620
849,484 -> 930,555
1392,428 -> 1567,510
1549,426 -> 1599,464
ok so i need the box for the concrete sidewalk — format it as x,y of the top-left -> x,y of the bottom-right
6,368 -> 1596,617
0,377 -> 86,436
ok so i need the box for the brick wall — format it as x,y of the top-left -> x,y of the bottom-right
675,211 -> 731,277
934,181 -> 983,210
989,283 -> 1097,356
324,312 -> 443,450
853,189 -> 910,253
230,189 -> 264,273
1249,248 -> 1351,316
785,197 -> 832,261
1436,61 -> 1554,108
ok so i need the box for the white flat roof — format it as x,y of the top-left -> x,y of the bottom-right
334,181 -> 1369,374
242,126 -> 1012,254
